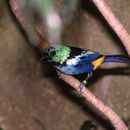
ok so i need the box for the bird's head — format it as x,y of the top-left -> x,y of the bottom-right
42,45 -> 71,64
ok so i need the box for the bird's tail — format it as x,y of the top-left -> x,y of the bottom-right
103,55 -> 130,63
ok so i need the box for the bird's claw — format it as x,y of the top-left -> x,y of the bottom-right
78,72 -> 93,94
78,80 -> 87,94
87,72 -> 93,79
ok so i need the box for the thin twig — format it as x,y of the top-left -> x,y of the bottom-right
9,0 -> 129,130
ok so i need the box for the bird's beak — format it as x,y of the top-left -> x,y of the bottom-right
40,52 -> 48,60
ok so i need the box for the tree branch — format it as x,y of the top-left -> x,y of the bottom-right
91,0 -> 130,56
59,73 -> 128,130
9,0 -> 129,130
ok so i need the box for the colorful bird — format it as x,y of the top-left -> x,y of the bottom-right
42,44 -> 129,91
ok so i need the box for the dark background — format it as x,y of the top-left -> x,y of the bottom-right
0,0 -> 130,130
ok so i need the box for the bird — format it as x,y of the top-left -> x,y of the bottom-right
42,44 -> 130,91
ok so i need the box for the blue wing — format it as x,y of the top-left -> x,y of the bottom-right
77,52 -> 102,64
55,51 -> 102,75
72,52 -> 102,74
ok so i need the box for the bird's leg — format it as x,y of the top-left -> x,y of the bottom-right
78,72 -> 93,93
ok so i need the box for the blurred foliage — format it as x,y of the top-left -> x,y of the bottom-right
20,0 -> 78,44
21,0 -> 62,44
60,0 -> 78,25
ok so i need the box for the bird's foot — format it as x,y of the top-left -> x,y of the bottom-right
87,71 -> 93,79
78,72 -> 93,94
78,80 -> 87,94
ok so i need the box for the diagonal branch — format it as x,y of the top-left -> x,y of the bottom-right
91,0 -> 130,56
59,73 -> 128,130
9,0 -> 129,130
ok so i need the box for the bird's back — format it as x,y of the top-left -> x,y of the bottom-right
54,46 -> 104,75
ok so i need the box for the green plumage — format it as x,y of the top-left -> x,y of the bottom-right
48,45 -> 71,64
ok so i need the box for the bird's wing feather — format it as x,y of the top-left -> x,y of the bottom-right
77,52 -> 102,64
74,52 -> 104,70
66,51 -> 102,66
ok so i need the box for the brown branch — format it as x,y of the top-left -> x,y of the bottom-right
59,73 -> 128,130
9,0 -> 129,130
9,0 -> 45,48
91,0 -> 130,56
9,0 -> 28,29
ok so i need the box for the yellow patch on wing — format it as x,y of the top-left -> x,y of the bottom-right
87,51 -> 95,54
92,56 -> 105,70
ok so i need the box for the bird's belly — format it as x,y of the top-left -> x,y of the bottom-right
55,63 -> 93,75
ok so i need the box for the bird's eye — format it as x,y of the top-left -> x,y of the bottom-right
47,47 -> 56,56
50,50 -> 56,56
